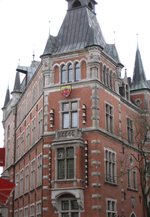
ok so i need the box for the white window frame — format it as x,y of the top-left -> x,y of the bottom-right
106,198 -> 117,217
105,103 -> 114,133
57,146 -> 75,180
36,201 -> 42,217
61,101 -> 79,129
104,148 -> 117,184
37,154 -> 42,186
15,173 -> 19,198
30,203 -> 35,217
59,197 -> 80,217
19,169 -> 24,196
30,159 -> 36,190
24,206 -> 29,217
24,164 -> 29,193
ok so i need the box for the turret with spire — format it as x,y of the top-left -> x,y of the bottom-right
42,0 -> 121,65
2,87 -> 10,109
131,45 -> 149,90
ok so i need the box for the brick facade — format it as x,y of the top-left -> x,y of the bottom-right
1,1 -> 149,217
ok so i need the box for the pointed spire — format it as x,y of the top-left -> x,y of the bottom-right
12,71 -> 21,93
131,45 -> 149,90
3,86 -> 10,109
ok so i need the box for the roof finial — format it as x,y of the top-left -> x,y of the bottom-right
113,30 -> 116,44
33,50 -> 35,61
136,33 -> 139,48
18,59 -> 20,66
49,20 -> 51,36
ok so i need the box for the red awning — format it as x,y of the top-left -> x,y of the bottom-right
0,178 -> 15,204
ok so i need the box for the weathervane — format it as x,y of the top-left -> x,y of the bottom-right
113,30 -> 116,44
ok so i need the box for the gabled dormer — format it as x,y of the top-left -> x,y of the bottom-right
66,0 -> 97,13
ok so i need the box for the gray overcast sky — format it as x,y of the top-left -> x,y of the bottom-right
0,0 -> 150,148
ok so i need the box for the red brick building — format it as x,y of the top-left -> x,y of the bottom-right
1,0 -> 150,216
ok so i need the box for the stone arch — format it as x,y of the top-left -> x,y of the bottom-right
130,212 -> 136,217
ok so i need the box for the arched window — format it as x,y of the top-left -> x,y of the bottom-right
7,125 -> 10,138
88,2 -> 93,10
72,0 -> 81,8
106,68 -> 109,87
61,65 -> 67,83
75,62 -> 81,81
68,63 -> 73,82
110,70 -> 113,89
103,65 -> 106,84
126,84 -> 129,100
59,195 -> 79,217
131,213 -> 136,217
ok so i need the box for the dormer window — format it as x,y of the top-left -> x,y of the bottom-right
72,0 -> 81,8
88,2 -> 93,10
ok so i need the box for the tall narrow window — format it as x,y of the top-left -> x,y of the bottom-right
30,204 -> 35,217
62,101 -> 78,129
38,109 -> 43,137
26,125 -> 30,149
30,159 -> 36,190
106,199 -> 117,217
25,165 -> 29,193
105,149 -> 116,184
61,65 -> 67,84
24,207 -> 28,217
126,85 -> 129,100
37,154 -> 42,186
57,147 -> 74,180
15,173 -> 19,198
128,169 -> 137,190
31,118 -> 36,145
68,63 -> 73,82
36,201 -> 42,217
127,118 -> 134,144
19,169 -> 24,196
103,65 -> 106,84
109,70 -> 113,89
75,62 -> 80,81
106,104 -> 113,133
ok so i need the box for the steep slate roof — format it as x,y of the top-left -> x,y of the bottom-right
43,1 -> 121,64
131,46 -> 149,90
12,71 -> 21,93
3,87 -> 10,108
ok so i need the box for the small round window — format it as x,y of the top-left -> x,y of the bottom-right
135,99 -> 141,106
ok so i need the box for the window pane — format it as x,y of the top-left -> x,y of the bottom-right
71,213 -> 79,217
71,102 -> 77,110
75,63 -> 80,81
57,148 -> 65,158
62,213 -> 69,217
71,112 -> 78,128
63,113 -> 69,128
62,200 -> 69,210
67,159 -> 74,179
71,200 -> 79,210
66,147 -> 74,158
68,64 -> 73,82
61,65 -> 67,83
63,103 -> 69,111
58,160 -> 65,179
